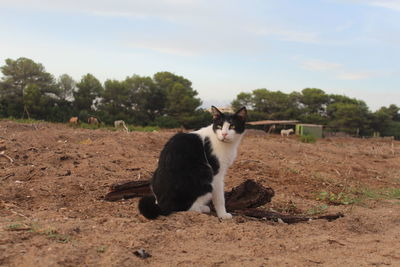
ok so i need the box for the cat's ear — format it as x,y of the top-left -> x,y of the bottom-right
235,106 -> 247,121
211,106 -> 222,120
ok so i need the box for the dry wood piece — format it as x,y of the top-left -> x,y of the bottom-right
0,151 -> 14,163
235,208 -> 344,224
104,179 -> 274,208
225,179 -> 274,211
1,173 -> 15,181
104,180 -> 151,201
104,179 -> 343,224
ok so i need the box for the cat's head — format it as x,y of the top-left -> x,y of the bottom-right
211,106 -> 247,143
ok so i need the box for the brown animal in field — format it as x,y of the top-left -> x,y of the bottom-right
69,117 -> 79,124
87,117 -> 99,125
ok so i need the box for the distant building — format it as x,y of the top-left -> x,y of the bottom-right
246,120 -> 324,138
295,124 -> 323,138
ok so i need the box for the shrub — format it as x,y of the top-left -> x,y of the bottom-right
128,125 -> 160,132
300,134 -> 316,143
153,115 -> 180,128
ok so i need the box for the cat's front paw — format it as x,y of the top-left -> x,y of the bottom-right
218,212 -> 232,220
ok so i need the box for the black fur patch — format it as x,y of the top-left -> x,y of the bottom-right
212,112 -> 246,134
143,133 -> 214,217
204,137 -> 220,175
138,195 -> 162,219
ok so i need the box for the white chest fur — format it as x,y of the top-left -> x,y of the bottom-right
194,125 -> 243,174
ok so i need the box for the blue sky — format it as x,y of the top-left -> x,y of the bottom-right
1,0 -> 399,111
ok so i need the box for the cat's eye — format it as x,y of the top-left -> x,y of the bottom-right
230,125 -> 235,129
217,125 -> 222,129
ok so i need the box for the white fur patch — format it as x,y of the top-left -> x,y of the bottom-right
193,124 -> 245,219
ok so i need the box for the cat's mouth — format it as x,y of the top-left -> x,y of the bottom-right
221,137 -> 232,143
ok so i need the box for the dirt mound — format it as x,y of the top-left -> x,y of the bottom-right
1,121 -> 399,266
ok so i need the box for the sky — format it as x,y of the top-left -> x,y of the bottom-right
1,0 -> 399,111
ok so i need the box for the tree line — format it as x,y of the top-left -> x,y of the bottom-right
0,57 -> 211,129
231,88 -> 400,138
0,57 -> 399,138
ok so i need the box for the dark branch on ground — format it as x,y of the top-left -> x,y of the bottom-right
104,179 -> 344,224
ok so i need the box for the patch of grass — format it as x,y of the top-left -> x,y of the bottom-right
3,117 -> 43,124
359,188 -> 400,200
4,117 -> 162,132
287,168 -> 300,174
306,204 -> 329,215
387,188 -> 400,199
78,123 -> 101,130
96,245 -> 108,253
272,200 -> 301,214
79,138 -> 93,145
127,125 -> 160,132
311,172 -> 339,187
316,187 -> 400,207
299,134 -> 317,143
316,191 -> 356,205
5,223 -> 31,231
8,223 -> 72,243
42,228 -> 71,243
5,223 -> 69,243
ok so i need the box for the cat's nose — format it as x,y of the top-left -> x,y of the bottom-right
222,133 -> 228,137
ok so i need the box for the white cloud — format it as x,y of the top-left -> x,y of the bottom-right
0,0 -> 204,20
301,59 -> 343,71
127,40 -> 200,57
332,0 -> 400,11
250,27 -> 321,44
299,58 -> 383,80
369,0 -> 400,11
336,71 -> 379,80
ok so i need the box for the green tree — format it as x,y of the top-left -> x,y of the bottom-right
370,104 -> 400,137
381,121 -> 400,139
97,79 -> 130,124
73,74 -> 103,113
328,94 -> 359,105
0,57 -> 55,96
327,101 -> 370,134
153,72 -> 201,127
57,74 -> 76,101
23,84 -> 57,120
300,88 -> 329,114
231,92 -> 253,110
298,88 -> 330,124
379,104 -> 400,121
371,108 -> 392,133
0,57 -> 56,118
0,82 -> 23,117
124,75 -> 165,124
252,89 -> 299,119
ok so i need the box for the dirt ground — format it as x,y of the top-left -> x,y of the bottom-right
1,120 -> 399,267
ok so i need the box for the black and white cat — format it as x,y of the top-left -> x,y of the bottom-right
138,106 -> 247,220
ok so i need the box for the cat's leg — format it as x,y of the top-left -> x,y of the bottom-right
189,193 -> 212,213
199,205 -> 211,213
212,175 -> 232,220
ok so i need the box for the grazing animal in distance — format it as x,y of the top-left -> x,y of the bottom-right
69,117 -> 79,124
87,117 -> 99,126
138,106 -> 247,220
280,128 -> 294,137
114,120 -> 129,132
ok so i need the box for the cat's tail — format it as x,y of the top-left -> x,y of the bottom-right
138,195 -> 162,219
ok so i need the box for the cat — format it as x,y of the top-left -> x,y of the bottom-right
138,106 -> 247,220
